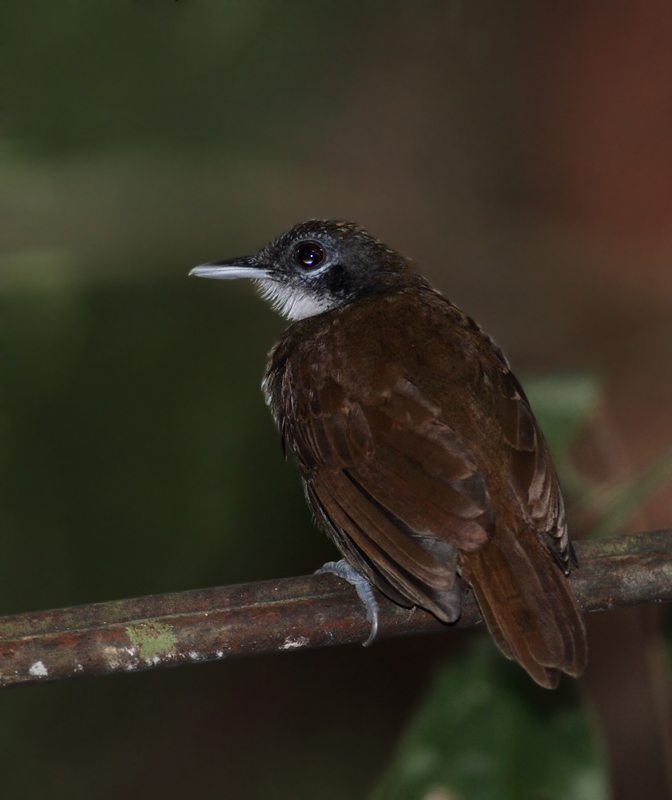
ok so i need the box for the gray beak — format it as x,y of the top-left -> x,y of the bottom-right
189,256 -> 270,280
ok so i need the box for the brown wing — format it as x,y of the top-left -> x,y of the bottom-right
460,349 -> 587,687
268,291 -> 586,687
493,365 -> 573,572
278,340 -> 495,624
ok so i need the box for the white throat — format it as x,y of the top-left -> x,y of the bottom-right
255,279 -> 334,321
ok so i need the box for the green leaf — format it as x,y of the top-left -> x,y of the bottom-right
371,641 -> 607,800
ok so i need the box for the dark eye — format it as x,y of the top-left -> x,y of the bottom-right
295,242 -> 324,269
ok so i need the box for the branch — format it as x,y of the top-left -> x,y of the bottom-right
1,529 -> 671,688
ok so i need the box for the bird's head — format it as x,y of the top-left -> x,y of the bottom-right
189,220 -> 419,320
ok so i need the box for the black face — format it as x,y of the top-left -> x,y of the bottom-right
191,219 -> 418,321
248,220 -> 415,319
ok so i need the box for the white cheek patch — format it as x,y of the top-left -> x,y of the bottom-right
255,279 -> 334,321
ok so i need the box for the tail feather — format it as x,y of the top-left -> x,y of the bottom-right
464,527 -> 587,689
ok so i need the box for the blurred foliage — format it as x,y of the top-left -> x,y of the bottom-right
586,445 -> 672,539
371,640 -> 607,800
525,376 -> 672,540
0,272 -> 333,616
524,374 -> 601,461
0,1 -> 369,156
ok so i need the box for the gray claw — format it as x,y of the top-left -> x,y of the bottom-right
315,560 -> 379,646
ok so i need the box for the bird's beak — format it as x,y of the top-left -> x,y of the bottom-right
189,255 -> 270,281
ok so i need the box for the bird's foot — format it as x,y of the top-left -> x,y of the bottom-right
315,560 -> 379,647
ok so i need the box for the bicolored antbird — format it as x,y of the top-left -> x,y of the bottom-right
190,220 -> 587,688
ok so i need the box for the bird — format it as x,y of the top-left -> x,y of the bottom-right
190,219 -> 587,689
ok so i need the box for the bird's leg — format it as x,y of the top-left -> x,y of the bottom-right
315,560 -> 379,646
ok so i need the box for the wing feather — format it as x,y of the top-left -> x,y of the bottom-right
284,355 -> 493,618
495,368 -> 572,573
311,474 -> 462,622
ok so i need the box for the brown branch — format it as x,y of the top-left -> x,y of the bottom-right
1,529 -> 671,689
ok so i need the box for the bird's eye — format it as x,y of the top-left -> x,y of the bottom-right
295,243 -> 324,270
